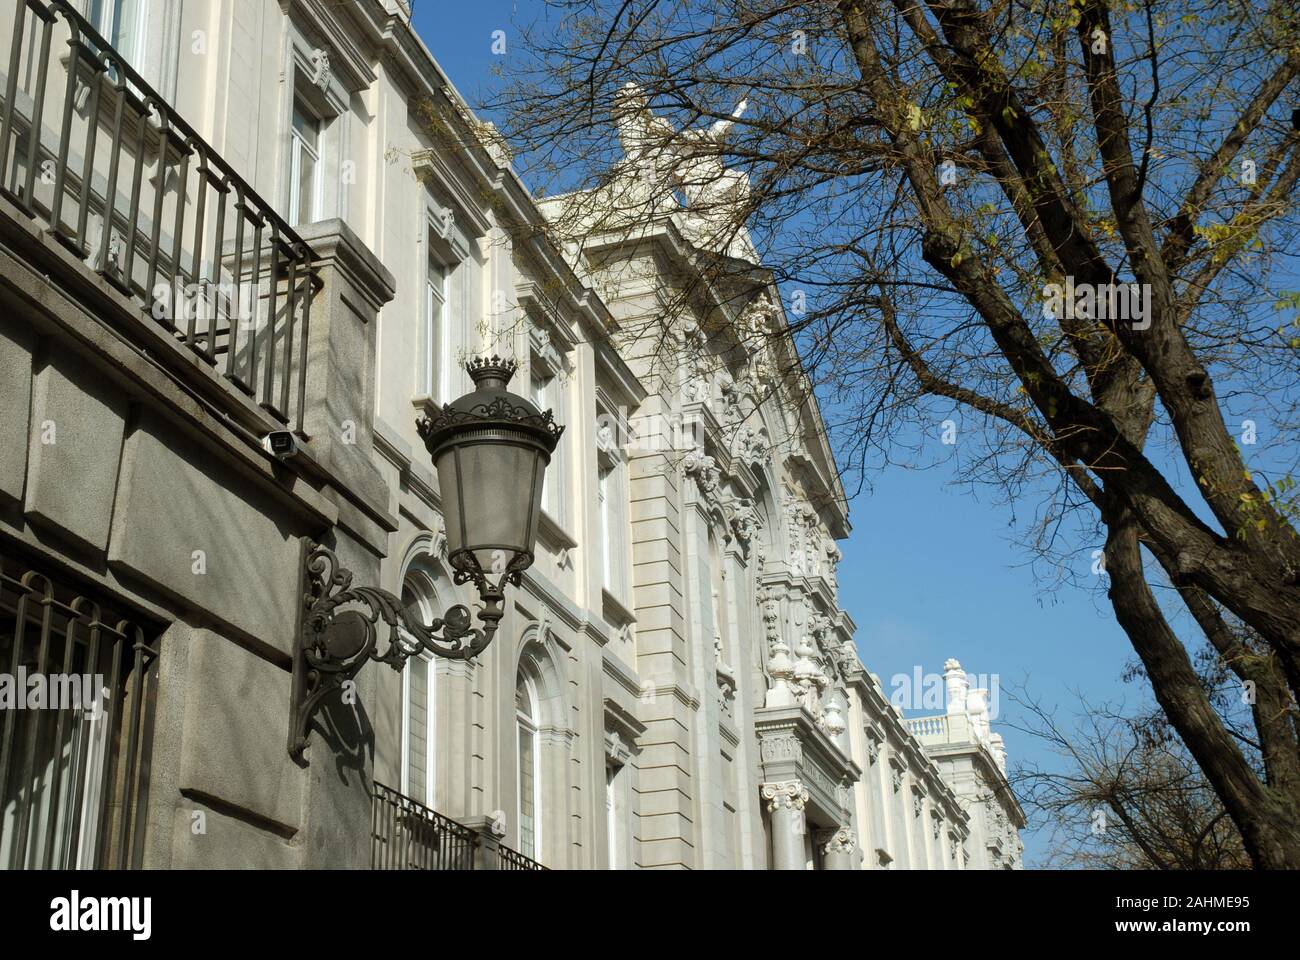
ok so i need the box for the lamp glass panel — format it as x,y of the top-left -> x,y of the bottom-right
434,438 -> 547,575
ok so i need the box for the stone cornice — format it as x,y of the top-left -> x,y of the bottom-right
594,337 -> 646,408
576,218 -> 847,536
601,648 -> 643,701
341,1 -> 621,358
922,740 -> 1027,828
852,670 -> 969,825
603,696 -> 648,743
282,0 -> 377,93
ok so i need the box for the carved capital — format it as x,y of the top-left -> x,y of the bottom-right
821,825 -> 857,857
761,780 -> 810,813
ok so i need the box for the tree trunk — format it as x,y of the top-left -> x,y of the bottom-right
1104,500 -> 1300,868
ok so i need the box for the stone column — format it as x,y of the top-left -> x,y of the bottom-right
821,826 -> 857,870
762,780 -> 809,870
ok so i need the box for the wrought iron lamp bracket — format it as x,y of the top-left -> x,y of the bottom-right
288,542 -> 504,759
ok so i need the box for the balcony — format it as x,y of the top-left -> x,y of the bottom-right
0,0 -> 317,435
371,782 -> 546,871
902,714 -> 952,744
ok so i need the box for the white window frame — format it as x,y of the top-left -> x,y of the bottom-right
288,96 -> 323,227
530,361 -> 568,529
598,460 -> 612,587
606,761 -> 626,869
439,258 -> 469,405
421,258 -> 448,400
597,421 -> 629,601
515,671 -> 541,862
89,0 -> 148,66
422,203 -> 472,405
399,652 -> 436,807
398,577 -> 438,807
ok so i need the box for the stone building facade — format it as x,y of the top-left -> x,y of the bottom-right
0,0 -> 1022,869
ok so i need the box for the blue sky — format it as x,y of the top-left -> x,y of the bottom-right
409,1 -> 1240,867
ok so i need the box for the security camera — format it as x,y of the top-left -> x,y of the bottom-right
262,430 -> 299,459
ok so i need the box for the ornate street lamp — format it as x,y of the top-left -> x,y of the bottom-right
289,356 -> 563,759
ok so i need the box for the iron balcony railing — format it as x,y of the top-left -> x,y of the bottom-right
497,842 -> 546,871
371,781 -> 478,870
0,0 -> 317,431
371,782 -> 547,870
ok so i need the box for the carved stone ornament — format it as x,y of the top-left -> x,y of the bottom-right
759,734 -> 802,765
432,203 -> 455,241
309,47 -> 332,91
866,735 -> 880,766
819,694 -> 847,739
680,321 -> 714,406
763,601 -> 798,708
605,729 -> 632,765
683,450 -> 721,504
732,425 -> 769,465
716,662 -> 737,718
822,826 -> 857,857
761,780 -> 810,813
825,542 -> 841,596
738,295 -> 778,384
724,496 -> 760,547
719,376 -> 755,428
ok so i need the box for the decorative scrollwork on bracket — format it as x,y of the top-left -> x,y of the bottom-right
288,542 -> 502,759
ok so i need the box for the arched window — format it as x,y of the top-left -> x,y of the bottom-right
515,667 -> 541,860
399,570 -> 439,807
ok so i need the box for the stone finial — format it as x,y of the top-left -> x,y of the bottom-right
763,602 -> 798,708
821,696 -> 847,739
967,688 -> 990,743
989,732 -> 1007,774
944,658 -> 969,715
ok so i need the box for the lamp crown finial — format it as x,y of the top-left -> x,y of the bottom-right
466,354 -> 518,387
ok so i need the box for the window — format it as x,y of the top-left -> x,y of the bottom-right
598,463 -> 612,585
0,545 -> 158,869
606,763 -> 623,868
530,366 -> 565,525
399,577 -> 437,807
422,204 -> 474,405
598,451 -> 629,600
515,669 -> 540,861
529,367 -> 550,414
444,264 -> 467,404
288,97 -> 322,226
421,258 -> 447,400
90,0 -> 146,67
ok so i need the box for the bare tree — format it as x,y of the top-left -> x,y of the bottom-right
1010,681 -> 1252,869
487,0 -> 1300,866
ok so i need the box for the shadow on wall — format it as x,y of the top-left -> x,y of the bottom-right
302,686 -> 375,787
